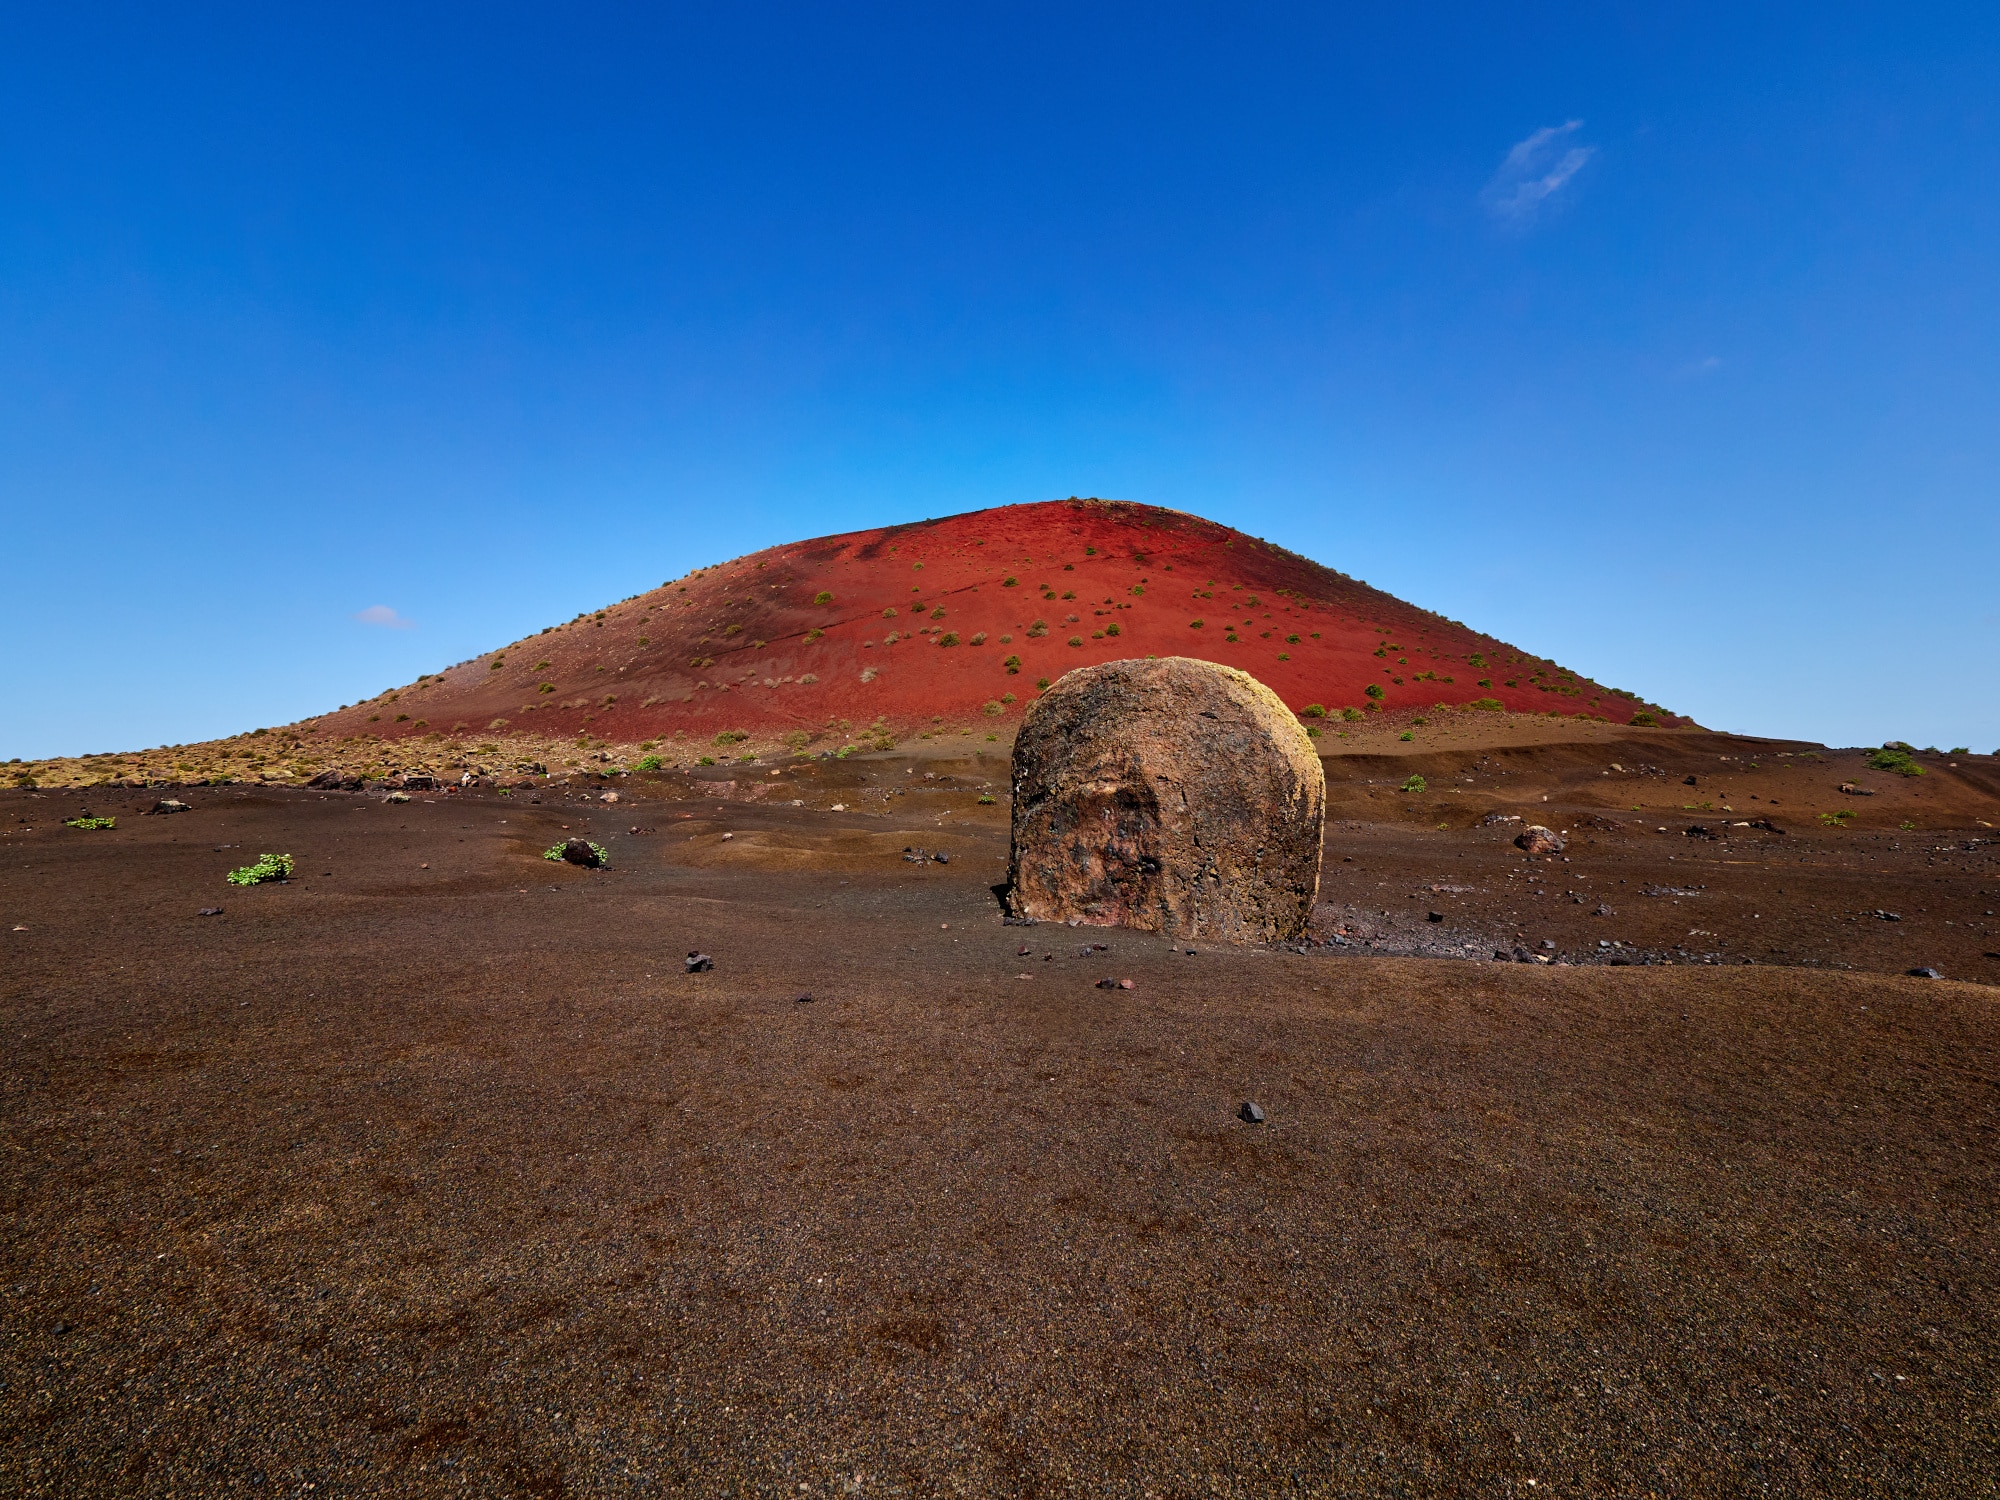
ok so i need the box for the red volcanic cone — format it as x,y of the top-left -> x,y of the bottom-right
318,498 -> 1672,748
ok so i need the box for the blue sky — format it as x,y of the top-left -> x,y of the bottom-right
4,3 -> 1996,758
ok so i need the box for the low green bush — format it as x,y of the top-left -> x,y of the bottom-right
635,755 -> 663,771
1400,774 -> 1426,793
226,853 -> 294,886
65,816 -> 116,830
1867,747 -> 1925,776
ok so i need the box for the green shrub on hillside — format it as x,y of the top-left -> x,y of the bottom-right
1867,747 -> 1925,776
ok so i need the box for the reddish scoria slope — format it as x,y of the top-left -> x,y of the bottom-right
315,499 -> 1678,749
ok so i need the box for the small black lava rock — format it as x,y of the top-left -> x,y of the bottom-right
1238,1101 -> 1266,1125
685,952 -> 714,974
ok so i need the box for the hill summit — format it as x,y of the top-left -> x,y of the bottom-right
317,498 -> 1674,754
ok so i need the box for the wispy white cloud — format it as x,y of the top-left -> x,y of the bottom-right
1483,120 -> 1595,225
353,604 -> 414,629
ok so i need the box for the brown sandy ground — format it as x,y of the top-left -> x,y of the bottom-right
2,739 -> 1998,1497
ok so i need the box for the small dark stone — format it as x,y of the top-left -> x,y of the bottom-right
1539,939 -> 1556,950
934,851 -> 949,864
1907,967 -> 1942,979
795,992 -> 814,1003
1511,947 -> 1534,963
1684,775 -> 1698,786
1238,1101 -> 1266,1125
558,838 -> 604,868
51,1322 -> 68,1336
147,799 -> 191,815
1426,911 -> 1444,923
1593,903 -> 1614,917
685,952 -> 714,974
198,907 -> 223,917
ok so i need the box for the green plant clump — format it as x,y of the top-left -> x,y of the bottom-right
1400,774 -> 1427,794
226,853 -> 294,886
1867,747 -> 1925,776
65,816 -> 116,830
635,755 -> 663,771
544,840 -> 610,865
1818,810 -> 1854,827
1298,703 -> 1326,719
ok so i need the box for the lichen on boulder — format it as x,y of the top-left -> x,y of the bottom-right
1005,657 -> 1325,943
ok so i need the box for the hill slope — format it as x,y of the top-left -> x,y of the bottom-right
320,499 -> 1676,753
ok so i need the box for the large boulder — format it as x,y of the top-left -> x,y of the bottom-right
1005,657 -> 1325,943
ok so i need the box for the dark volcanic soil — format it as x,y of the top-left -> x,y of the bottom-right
3,734 -> 1998,1497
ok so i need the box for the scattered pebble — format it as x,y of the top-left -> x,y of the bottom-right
197,908 -> 222,918
685,952 -> 714,974
1907,967 -> 1942,979
795,992 -> 814,1004
1238,1101 -> 1266,1125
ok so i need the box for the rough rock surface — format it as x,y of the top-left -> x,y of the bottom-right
1515,825 -> 1565,855
1005,657 -> 1324,943
557,837 -> 605,868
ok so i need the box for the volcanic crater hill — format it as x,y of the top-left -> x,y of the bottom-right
315,499 -> 1677,755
